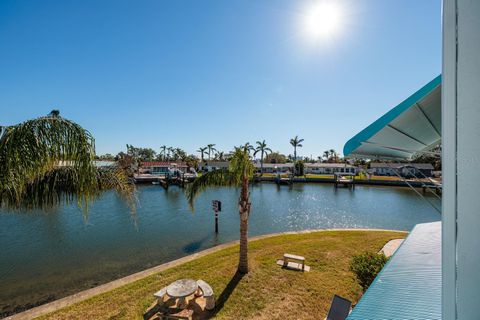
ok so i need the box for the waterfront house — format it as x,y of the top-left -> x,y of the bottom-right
198,161 -> 229,172
140,161 -> 188,175
304,163 -> 358,175
254,163 -> 294,174
370,163 -> 434,177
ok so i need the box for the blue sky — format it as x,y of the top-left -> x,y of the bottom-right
0,0 -> 441,158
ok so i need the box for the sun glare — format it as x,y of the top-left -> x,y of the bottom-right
302,1 -> 342,41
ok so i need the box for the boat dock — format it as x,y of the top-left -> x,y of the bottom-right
334,173 -> 355,189
275,173 -> 294,186
134,173 -> 195,189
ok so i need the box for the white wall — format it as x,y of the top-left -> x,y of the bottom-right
443,1 -> 480,319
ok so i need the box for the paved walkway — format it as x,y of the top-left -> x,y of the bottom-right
379,238 -> 404,257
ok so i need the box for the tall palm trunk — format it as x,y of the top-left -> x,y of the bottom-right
238,170 -> 250,273
260,152 -> 264,176
293,147 -> 297,175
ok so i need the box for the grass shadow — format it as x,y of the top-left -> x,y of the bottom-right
211,271 -> 245,317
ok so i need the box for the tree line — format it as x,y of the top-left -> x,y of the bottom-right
96,138 -> 342,166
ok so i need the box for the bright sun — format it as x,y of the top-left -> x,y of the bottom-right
302,2 -> 342,40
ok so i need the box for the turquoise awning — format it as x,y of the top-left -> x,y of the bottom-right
343,75 -> 441,159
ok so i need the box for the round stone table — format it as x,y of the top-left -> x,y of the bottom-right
166,279 -> 198,308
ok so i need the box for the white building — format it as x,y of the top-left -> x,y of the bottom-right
369,163 -> 434,177
304,163 -> 357,175
140,161 -> 188,175
254,162 -> 294,174
198,161 -> 229,172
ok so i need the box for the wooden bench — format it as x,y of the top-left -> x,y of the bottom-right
196,280 -> 215,310
283,253 -> 305,271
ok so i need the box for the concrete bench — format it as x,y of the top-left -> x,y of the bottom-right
196,280 -> 215,310
283,253 -> 305,271
153,287 -> 168,306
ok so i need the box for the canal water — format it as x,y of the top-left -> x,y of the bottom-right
0,183 -> 440,316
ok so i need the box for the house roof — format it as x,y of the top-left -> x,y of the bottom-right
141,161 -> 188,167
304,163 -> 356,168
255,163 -> 294,168
370,162 -> 434,170
201,161 -> 229,167
343,75 -> 441,160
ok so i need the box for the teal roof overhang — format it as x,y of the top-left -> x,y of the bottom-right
343,75 -> 442,160
347,222 -> 441,320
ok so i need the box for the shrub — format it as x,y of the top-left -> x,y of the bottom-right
295,160 -> 305,176
350,251 -> 388,291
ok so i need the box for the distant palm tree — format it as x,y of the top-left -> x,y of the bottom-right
241,142 -> 255,158
290,135 -> 304,162
166,147 -> 174,161
0,110 -> 134,211
197,147 -> 208,163
254,140 -> 272,176
323,150 -> 330,161
186,146 -> 254,273
215,151 -> 225,161
329,149 -> 337,162
171,148 -> 178,160
174,148 -> 187,162
207,144 -> 217,160
160,145 -> 167,161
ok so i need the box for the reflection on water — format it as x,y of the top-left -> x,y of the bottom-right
0,183 -> 440,316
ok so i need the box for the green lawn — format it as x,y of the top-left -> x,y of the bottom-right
304,174 -> 335,179
39,230 -> 405,320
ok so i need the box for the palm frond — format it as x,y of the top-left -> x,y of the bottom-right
0,114 -> 135,212
0,165 -> 135,211
186,147 -> 254,208
186,168 -> 237,208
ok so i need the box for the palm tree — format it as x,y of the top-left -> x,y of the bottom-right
290,135 -> 304,162
0,111 -> 134,211
166,147 -> 174,161
254,140 -> 272,176
160,145 -> 167,161
207,144 -> 217,160
197,147 -> 208,163
175,148 -> 187,162
241,142 -> 255,158
186,147 -> 254,273
215,151 -> 225,161
323,150 -> 330,161
329,149 -> 337,162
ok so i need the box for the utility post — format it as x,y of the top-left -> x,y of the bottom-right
212,200 -> 222,233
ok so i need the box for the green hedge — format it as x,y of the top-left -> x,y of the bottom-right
350,251 -> 388,291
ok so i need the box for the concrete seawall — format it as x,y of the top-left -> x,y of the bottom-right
257,177 -> 436,188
